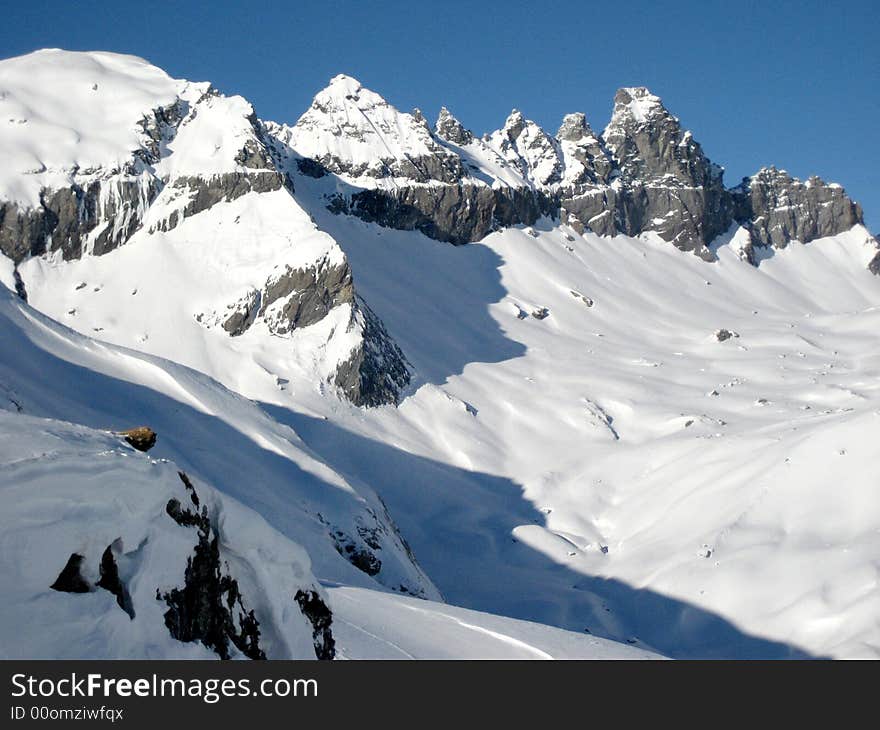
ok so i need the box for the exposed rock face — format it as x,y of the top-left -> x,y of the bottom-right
261,258 -> 354,334
50,553 -> 91,594
294,590 -> 336,660
283,78 -> 869,270
732,167 -> 864,251
330,525 -> 382,575
334,300 -> 411,408
556,112 -> 613,186
220,289 -> 262,336
590,87 -> 731,256
161,474 -> 267,660
435,106 -> 473,146
160,471 -> 336,660
334,183 -> 553,245
0,176 -> 161,264
12,269 -> 27,301
96,543 -> 134,619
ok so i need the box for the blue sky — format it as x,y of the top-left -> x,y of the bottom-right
2,0 -> 878,230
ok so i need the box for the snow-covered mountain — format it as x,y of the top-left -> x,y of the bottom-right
1,49 -> 878,659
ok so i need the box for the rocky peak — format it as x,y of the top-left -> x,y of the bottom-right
314,73 -> 364,107
435,106 -> 473,146
557,112 -> 593,142
607,86 -> 666,128
556,112 -> 613,187
489,110 -> 562,188
288,74 -> 463,183
503,109 -> 527,141
603,86 -> 721,188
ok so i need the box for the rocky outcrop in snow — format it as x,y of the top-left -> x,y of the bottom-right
270,78 -> 555,244
333,299 -> 412,408
731,167 -> 865,258
161,472 -> 271,660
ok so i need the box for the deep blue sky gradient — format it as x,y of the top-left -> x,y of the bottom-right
2,0 -> 878,229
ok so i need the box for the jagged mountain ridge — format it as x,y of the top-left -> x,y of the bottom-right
0,52 -> 874,415
270,76 -> 874,265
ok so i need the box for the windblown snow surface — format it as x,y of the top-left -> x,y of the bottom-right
257,201 -> 880,660
0,287 -> 654,659
1,50 -> 879,660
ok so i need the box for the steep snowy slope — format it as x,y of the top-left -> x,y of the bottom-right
0,286 -> 438,603
0,287 -> 655,659
0,412 -> 329,659
0,50 -> 409,407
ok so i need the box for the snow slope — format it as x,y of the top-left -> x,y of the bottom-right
0,49 -> 181,207
327,587 -> 657,659
0,411 -> 322,659
269,186 -> 880,658
0,286 -> 437,600
0,287 -> 656,659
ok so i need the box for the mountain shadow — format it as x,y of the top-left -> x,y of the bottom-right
286,170 -> 529,390
263,403 -> 821,660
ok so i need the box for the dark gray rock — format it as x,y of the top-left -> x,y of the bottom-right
294,590 -> 336,660
556,112 -> 613,185
50,553 -> 91,594
732,167 -> 864,252
592,87 -> 732,255
161,473 -> 268,660
0,176 -> 162,264
604,88 -> 722,188
435,106 -> 474,146
261,259 -> 354,335
337,182 -> 554,245
329,525 -> 382,576
12,268 -> 27,301
221,289 -> 262,337
135,100 -> 186,165
234,137 -> 274,170
333,299 -> 411,408
96,543 -> 134,619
